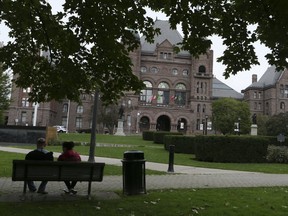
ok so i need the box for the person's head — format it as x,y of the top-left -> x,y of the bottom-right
36,138 -> 46,148
62,141 -> 75,151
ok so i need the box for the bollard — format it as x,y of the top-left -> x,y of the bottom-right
167,145 -> 175,173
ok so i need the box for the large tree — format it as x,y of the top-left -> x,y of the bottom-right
212,98 -> 250,135
1,1 -> 288,103
0,63 -> 10,124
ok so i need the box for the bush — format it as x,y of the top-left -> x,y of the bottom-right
153,131 -> 183,144
266,145 -> 288,163
164,135 -> 196,154
195,135 -> 269,163
142,131 -> 154,141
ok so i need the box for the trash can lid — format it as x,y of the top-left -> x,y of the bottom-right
123,150 -> 144,160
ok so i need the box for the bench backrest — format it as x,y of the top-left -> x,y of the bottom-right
12,160 -> 105,181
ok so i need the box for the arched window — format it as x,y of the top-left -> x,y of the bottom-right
280,102 -> 285,111
157,82 -> 169,105
199,65 -> 206,73
197,104 -> 201,113
62,104 -> 68,112
280,84 -> 284,97
140,81 -> 153,103
174,83 -> 186,106
76,105 -> 83,114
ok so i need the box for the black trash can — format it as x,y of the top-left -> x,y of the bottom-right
122,150 -> 146,195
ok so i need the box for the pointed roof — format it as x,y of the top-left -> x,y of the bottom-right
244,66 -> 283,90
140,20 -> 190,56
212,77 -> 243,99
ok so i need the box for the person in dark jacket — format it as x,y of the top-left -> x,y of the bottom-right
25,137 -> 53,194
58,141 -> 81,194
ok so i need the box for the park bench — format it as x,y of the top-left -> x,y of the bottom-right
12,160 -> 105,196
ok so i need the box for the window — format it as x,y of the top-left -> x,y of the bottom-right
196,119 -> 200,130
140,81 -> 153,103
182,69 -> 189,76
253,92 -> 257,99
23,87 -> 31,93
198,65 -> 206,73
21,98 -> 29,107
62,104 -> 68,113
76,105 -> 84,114
197,104 -> 201,112
174,83 -> 186,106
62,117 -> 67,128
285,85 -> 288,98
150,67 -> 158,73
258,92 -> 262,99
157,82 -> 169,105
203,104 -> 206,113
160,52 -> 171,59
280,102 -> 285,110
172,68 -> 178,75
280,85 -> 284,97
196,82 -> 199,93
140,66 -> 147,73
254,102 -> 257,110
21,112 -> 27,124
75,117 -> 83,128
258,103 -> 262,110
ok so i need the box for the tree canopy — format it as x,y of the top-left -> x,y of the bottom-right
212,98 -> 250,135
0,62 -> 11,124
1,1 -> 288,103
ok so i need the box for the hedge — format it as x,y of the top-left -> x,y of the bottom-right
195,135 -> 269,163
153,131 -> 183,144
164,135 -> 196,154
142,131 -> 154,141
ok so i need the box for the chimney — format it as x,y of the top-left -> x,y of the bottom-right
252,74 -> 257,83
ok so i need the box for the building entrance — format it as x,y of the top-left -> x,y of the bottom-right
156,115 -> 171,131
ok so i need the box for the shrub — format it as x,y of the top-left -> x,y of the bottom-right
142,131 -> 154,141
266,145 -> 288,163
195,135 -> 269,163
164,135 -> 196,154
153,131 -> 183,144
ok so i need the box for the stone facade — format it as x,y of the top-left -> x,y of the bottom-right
242,66 -> 288,118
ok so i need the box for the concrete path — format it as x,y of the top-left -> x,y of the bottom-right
1,146 -> 288,202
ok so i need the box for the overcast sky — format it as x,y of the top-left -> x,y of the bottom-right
0,2 -> 271,93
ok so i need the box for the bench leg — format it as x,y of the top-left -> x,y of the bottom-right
23,181 -> 27,194
88,181 -> 92,196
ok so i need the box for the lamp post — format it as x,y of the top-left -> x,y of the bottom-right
205,115 -> 208,135
136,112 -> 140,133
238,117 -> 241,135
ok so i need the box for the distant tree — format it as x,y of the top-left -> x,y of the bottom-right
0,63 -> 10,124
212,98 -> 250,135
1,1 -> 288,103
266,112 -> 288,136
97,102 -> 118,135
256,114 -> 270,135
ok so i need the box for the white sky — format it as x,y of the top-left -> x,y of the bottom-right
0,1 -> 270,93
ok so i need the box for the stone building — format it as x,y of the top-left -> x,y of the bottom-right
6,20 -> 242,134
242,66 -> 288,117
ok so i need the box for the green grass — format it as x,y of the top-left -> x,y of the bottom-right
2,187 -> 288,215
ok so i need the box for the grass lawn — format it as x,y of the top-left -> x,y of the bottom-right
1,187 -> 288,215
2,134 -> 288,215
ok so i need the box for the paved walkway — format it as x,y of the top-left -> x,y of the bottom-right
1,146 -> 288,202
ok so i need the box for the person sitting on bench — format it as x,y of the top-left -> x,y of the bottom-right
58,141 -> 81,194
25,137 -> 54,194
